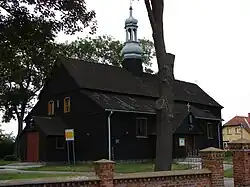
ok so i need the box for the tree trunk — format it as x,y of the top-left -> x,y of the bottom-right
144,0 -> 175,171
14,119 -> 23,159
154,37 -> 175,171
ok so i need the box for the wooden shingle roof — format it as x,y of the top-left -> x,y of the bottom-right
61,58 -> 222,108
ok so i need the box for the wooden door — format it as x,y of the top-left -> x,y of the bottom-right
186,136 -> 195,155
27,132 -> 39,162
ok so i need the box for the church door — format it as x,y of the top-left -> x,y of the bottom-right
186,136 -> 195,155
26,132 -> 39,162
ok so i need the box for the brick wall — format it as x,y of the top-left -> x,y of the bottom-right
0,176 -> 100,187
228,138 -> 250,187
114,170 -> 211,187
200,147 -> 224,187
0,169 -> 212,187
0,147 -> 227,187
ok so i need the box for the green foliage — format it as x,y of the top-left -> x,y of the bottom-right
0,126 -> 15,158
57,35 -> 155,72
0,0 -> 96,138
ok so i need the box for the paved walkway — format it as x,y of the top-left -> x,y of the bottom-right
0,162 -> 43,169
224,178 -> 233,187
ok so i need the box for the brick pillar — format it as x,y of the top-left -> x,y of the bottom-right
228,138 -> 250,187
200,147 -> 224,187
94,159 -> 115,187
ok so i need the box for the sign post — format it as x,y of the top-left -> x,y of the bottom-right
65,129 -> 76,165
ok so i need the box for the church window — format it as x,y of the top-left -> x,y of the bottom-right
48,100 -> 54,115
136,117 -> 147,138
207,123 -> 214,139
56,137 -> 65,149
64,97 -> 71,113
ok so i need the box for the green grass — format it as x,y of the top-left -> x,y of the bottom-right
24,162 -> 190,173
0,159 -> 18,166
224,168 -> 233,178
0,173 -> 79,181
224,156 -> 232,164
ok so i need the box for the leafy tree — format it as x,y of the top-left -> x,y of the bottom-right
144,0 -> 175,171
0,125 -> 4,142
0,0 -> 96,157
57,35 -> 155,72
0,125 -> 15,158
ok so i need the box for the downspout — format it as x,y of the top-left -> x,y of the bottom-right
217,121 -> 222,148
108,111 -> 114,160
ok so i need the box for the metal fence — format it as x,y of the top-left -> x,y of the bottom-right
173,149 -> 202,170
186,149 -> 201,170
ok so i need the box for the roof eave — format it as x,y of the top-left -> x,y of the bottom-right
196,116 -> 223,121
105,109 -> 155,115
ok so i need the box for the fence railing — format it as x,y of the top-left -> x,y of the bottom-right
186,149 -> 201,169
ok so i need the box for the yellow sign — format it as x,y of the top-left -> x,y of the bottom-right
65,129 -> 74,141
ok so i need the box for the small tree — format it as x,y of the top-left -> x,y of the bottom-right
144,0 -> 175,171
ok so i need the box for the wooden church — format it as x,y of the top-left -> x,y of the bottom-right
20,5 -> 223,162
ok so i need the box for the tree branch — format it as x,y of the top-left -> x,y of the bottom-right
144,0 -> 156,32
13,105 -> 20,120
151,0 -> 164,24
0,4 -> 15,17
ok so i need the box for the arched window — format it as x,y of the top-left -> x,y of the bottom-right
48,100 -> 55,115
64,97 -> 71,113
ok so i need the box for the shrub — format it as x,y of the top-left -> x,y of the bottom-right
4,155 -> 18,161
0,131 -> 15,158
0,139 -> 15,158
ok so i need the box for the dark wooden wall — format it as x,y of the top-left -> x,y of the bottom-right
45,136 -> 67,162
109,112 -> 156,160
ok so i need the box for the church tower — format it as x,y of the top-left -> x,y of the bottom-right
121,4 -> 143,76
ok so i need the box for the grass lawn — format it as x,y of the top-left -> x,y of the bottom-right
0,173 -> 79,181
224,156 -> 232,164
224,168 -> 233,178
0,159 -> 18,166
24,162 -> 190,173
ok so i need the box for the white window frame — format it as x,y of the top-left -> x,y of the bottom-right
136,117 -> 148,138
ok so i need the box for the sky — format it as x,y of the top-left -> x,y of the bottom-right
2,0 -> 250,136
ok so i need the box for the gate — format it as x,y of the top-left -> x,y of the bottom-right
186,149 -> 201,169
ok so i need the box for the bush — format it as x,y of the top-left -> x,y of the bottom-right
0,132 -> 15,158
0,139 -> 15,158
3,155 -> 17,161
